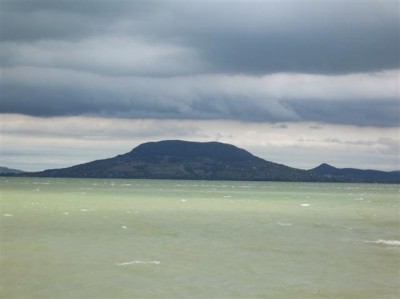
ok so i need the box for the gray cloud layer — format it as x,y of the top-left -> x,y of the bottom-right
2,0 -> 399,75
1,0 -> 399,126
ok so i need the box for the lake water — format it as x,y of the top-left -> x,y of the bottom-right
0,177 -> 399,298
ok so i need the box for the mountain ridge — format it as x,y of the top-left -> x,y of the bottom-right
6,140 -> 400,183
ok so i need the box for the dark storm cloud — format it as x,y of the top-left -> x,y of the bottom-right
1,0 -> 399,74
0,0 -> 399,127
1,67 -> 398,126
3,96 -> 396,127
164,1 -> 399,74
283,98 -> 400,127
0,0 -> 155,41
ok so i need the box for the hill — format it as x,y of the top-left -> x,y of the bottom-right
23,140 -> 317,181
0,166 -> 24,174
310,163 -> 400,184
15,140 -> 400,183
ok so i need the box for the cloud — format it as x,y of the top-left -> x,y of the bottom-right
1,37 -> 206,76
1,67 -> 398,126
284,98 -> 399,127
182,1 -> 399,74
1,0 -> 398,127
0,0 -> 155,41
271,124 -> 288,129
0,0 -> 398,173
1,0 -> 399,75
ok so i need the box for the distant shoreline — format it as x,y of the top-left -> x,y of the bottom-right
2,140 -> 399,184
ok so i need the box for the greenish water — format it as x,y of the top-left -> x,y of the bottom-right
0,177 -> 399,299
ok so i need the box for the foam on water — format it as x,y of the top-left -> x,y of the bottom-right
116,260 -> 160,266
365,240 -> 400,246
278,222 -> 293,226
2,178 -> 399,298
3,213 -> 13,217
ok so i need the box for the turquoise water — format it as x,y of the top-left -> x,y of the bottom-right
1,177 -> 399,298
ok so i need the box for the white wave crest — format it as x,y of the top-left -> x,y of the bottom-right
365,240 -> 400,246
278,222 -> 293,226
116,260 -> 160,266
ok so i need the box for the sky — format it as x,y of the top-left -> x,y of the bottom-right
0,0 -> 399,172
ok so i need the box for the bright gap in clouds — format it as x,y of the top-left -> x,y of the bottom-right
1,114 -> 398,172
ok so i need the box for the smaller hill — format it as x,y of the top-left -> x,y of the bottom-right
310,163 -> 400,183
0,166 -> 24,174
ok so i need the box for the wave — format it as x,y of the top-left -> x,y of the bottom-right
116,260 -> 161,266
365,240 -> 400,246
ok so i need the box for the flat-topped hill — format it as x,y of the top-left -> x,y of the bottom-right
15,140 -> 400,183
